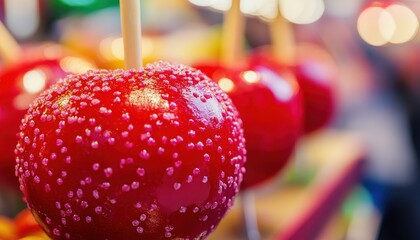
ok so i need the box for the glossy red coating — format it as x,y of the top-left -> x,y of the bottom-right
15,61 -> 246,240
293,57 -> 336,133
0,58 -> 66,190
194,61 -> 303,189
251,45 -> 336,134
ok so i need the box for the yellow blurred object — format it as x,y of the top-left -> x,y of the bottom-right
19,235 -> 49,240
0,217 -> 16,240
59,56 -> 97,74
57,0 -> 220,68
0,209 -> 50,239
62,25 -> 221,69
96,36 -> 157,68
155,26 -> 221,65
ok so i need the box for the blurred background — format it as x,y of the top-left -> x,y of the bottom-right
0,0 -> 419,239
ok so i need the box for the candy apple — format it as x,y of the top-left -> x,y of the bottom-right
15,61 -> 246,239
194,60 -> 303,189
251,43 -> 336,134
0,43 -> 95,191
0,58 -> 65,190
293,44 -> 337,133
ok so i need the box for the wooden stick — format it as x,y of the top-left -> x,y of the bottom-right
0,21 -> 22,63
269,8 -> 296,65
120,0 -> 142,69
221,0 -> 244,68
242,190 -> 261,240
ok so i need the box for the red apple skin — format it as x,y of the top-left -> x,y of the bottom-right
0,43 -> 95,191
15,61 -> 246,240
194,62 -> 303,189
292,57 -> 335,133
251,44 -> 336,134
0,58 -> 66,190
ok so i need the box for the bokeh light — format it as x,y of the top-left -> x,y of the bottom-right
241,70 -> 260,84
386,4 -> 419,44
357,6 -> 390,46
357,2 -> 419,46
22,69 -> 47,94
59,57 -> 96,74
279,0 -> 325,24
218,77 -> 235,92
111,38 -> 125,60
189,0 -> 325,23
99,37 -> 155,62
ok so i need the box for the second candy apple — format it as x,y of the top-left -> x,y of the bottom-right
251,44 -> 337,134
0,43 -> 95,191
0,57 -> 66,190
195,61 -> 303,189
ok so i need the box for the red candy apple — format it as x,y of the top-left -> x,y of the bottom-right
194,61 -> 302,189
293,44 -> 336,133
0,58 -> 66,190
0,43 -> 95,190
15,61 -> 246,239
251,44 -> 336,134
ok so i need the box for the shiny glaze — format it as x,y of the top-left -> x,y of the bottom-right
0,58 -> 66,190
15,61 -> 246,239
251,45 -> 336,133
194,62 -> 302,189
293,57 -> 335,133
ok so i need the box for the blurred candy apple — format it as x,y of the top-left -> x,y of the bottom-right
251,43 -> 337,134
194,61 -> 303,189
0,43 -> 95,190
